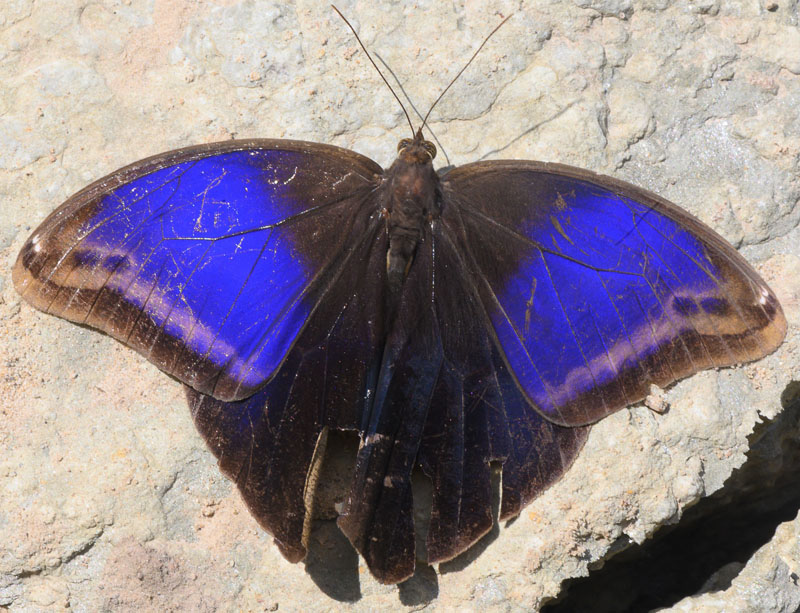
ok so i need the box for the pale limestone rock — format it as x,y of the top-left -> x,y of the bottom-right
606,78 -> 654,152
748,24 -> 800,75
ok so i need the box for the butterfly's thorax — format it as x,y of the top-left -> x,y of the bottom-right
383,137 -> 441,303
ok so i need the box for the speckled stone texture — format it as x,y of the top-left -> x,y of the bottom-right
1,1 -> 798,611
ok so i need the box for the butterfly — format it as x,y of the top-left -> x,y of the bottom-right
12,14 -> 786,585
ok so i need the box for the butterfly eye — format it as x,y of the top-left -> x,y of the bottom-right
397,138 -> 413,152
422,141 -> 437,160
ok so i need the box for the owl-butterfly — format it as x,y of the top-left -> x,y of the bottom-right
12,10 -> 786,585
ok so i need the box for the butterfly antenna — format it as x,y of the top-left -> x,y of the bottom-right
375,52 -> 452,166
420,14 -> 513,135
331,5 -> 416,138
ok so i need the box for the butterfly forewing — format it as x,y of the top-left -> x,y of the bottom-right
13,139 -> 384,401
441,161 -> 787,427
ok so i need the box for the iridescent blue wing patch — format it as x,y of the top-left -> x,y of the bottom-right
441,161 -> 786,427
13,140 -> 383,401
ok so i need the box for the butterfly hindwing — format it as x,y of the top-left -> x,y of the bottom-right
418,226 -> 591,563
187,215 -> 389,563
337,219 -> 591,581
441,161 -> 787,427
13,139 -> 383,401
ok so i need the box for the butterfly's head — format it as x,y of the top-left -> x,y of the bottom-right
397,129 -> 436,165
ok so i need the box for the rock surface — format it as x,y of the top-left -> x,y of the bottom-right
1,1 -> 797,611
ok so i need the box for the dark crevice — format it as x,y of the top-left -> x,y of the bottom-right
543,380 -> 800,613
